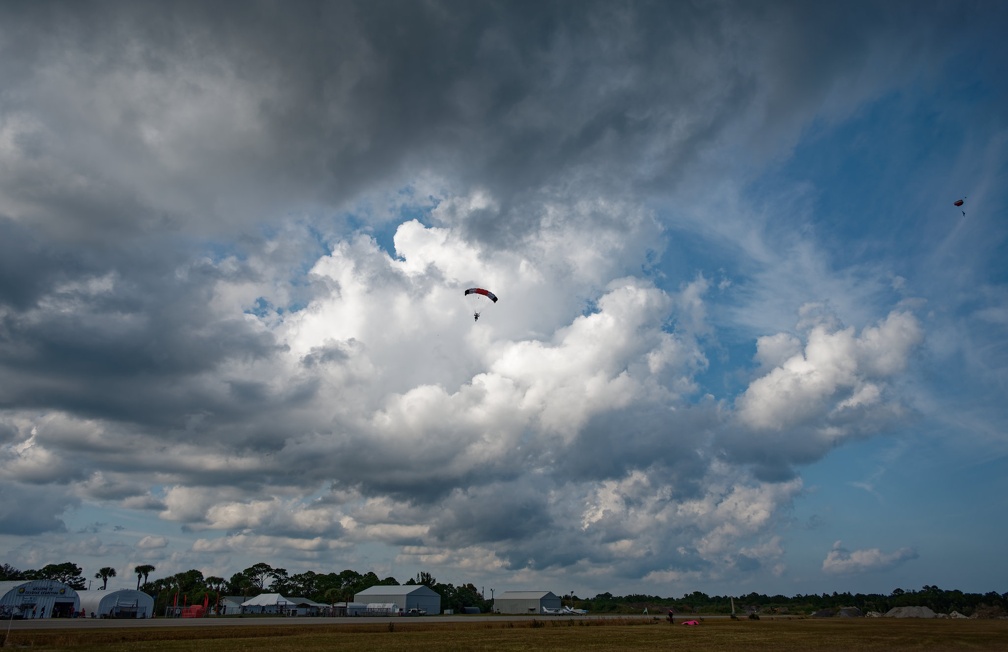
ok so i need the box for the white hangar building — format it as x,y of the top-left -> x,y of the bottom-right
494,590 -> 562,614
0,580 -> 81,619
77,589 -> 154,619
354,585 -> 440,615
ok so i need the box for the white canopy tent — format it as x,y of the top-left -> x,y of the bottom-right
240,593 -> 294,615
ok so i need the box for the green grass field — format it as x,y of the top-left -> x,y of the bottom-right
5,617 -> 1008,651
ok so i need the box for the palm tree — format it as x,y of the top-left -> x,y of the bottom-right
135,564 -> 156,590
95,567 -> 117,590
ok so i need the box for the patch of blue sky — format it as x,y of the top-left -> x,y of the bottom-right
339,184 -> 441,259
64,502 -> 175,543
789,420 -> 1008,594
245,297 -> 275,319
201,239 -> 247,265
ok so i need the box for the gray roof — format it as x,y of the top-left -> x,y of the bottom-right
497,591 -> 557,600
356,585 -> 439,597
287,596 -> 326,607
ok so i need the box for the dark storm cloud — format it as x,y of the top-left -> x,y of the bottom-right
428,484 -> 555,546
1,1 -> 953,246
0,233 -> 286,429
0,218 -> 86,310
0,483 -> 75,535
559,403 -> 717,490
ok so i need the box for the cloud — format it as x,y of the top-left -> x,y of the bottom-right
0,0 -> 1003,597
136,535 -> 168,550
822,541 -> 919,575
721,309 -> 923,480
737,310 -> 922,432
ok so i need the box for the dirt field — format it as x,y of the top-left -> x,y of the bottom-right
4,616 -> 1008,651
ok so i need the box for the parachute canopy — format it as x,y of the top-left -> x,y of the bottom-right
464,287 -> 498,322
954,199 -> 964,207
464,288 -> 498,303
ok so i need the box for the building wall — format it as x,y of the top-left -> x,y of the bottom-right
0,580 -> 80,619
405,592 -> 441,615
494,592 -> 561,614
354,587 -> 441,615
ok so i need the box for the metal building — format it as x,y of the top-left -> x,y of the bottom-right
77,589 -> 154,619
0,580 -> 81,619
493,590 -> 561,614
354,585 -> 441,615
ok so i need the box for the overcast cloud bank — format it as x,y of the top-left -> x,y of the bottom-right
1,1 -> 1006,597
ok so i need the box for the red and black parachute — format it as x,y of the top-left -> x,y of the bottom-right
464,287 -> 498,303
954,197 -> 966,216
464,287 -> 498,322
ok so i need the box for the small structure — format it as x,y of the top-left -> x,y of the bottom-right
354,585 -> 441,615
493,591 -> 561,615
285,596 -> 326,616
218,595 -> 245,615
335,601 -> 368,616
365,602 -> 398,616
180,604 -> 205,618
77,589 -> 154,619
0,580 -> 80,619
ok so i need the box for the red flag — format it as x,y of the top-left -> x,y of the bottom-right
173,591 -> 178,608
203,594 -> 209,609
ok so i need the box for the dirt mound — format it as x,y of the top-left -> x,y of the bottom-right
884,606 -> 937,618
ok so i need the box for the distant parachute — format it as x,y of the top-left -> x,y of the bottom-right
464,287 -> 498,322
954,197 -> 966,216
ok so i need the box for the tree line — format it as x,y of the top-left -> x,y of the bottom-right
1,562 -> 491,615
584,586 -> 1008,618
3,562 -> 1005,617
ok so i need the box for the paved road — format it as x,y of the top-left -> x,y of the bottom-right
5,613 -> 708,631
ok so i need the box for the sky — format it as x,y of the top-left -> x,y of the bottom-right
1,0 -> 1006,599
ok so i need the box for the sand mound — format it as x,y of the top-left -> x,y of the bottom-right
884,606 -> 937,618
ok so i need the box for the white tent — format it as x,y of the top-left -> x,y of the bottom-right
77,589 -> 154,619
240,593 -> 295,615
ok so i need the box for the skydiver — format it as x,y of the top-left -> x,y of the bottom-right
474,312 -> 480,322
